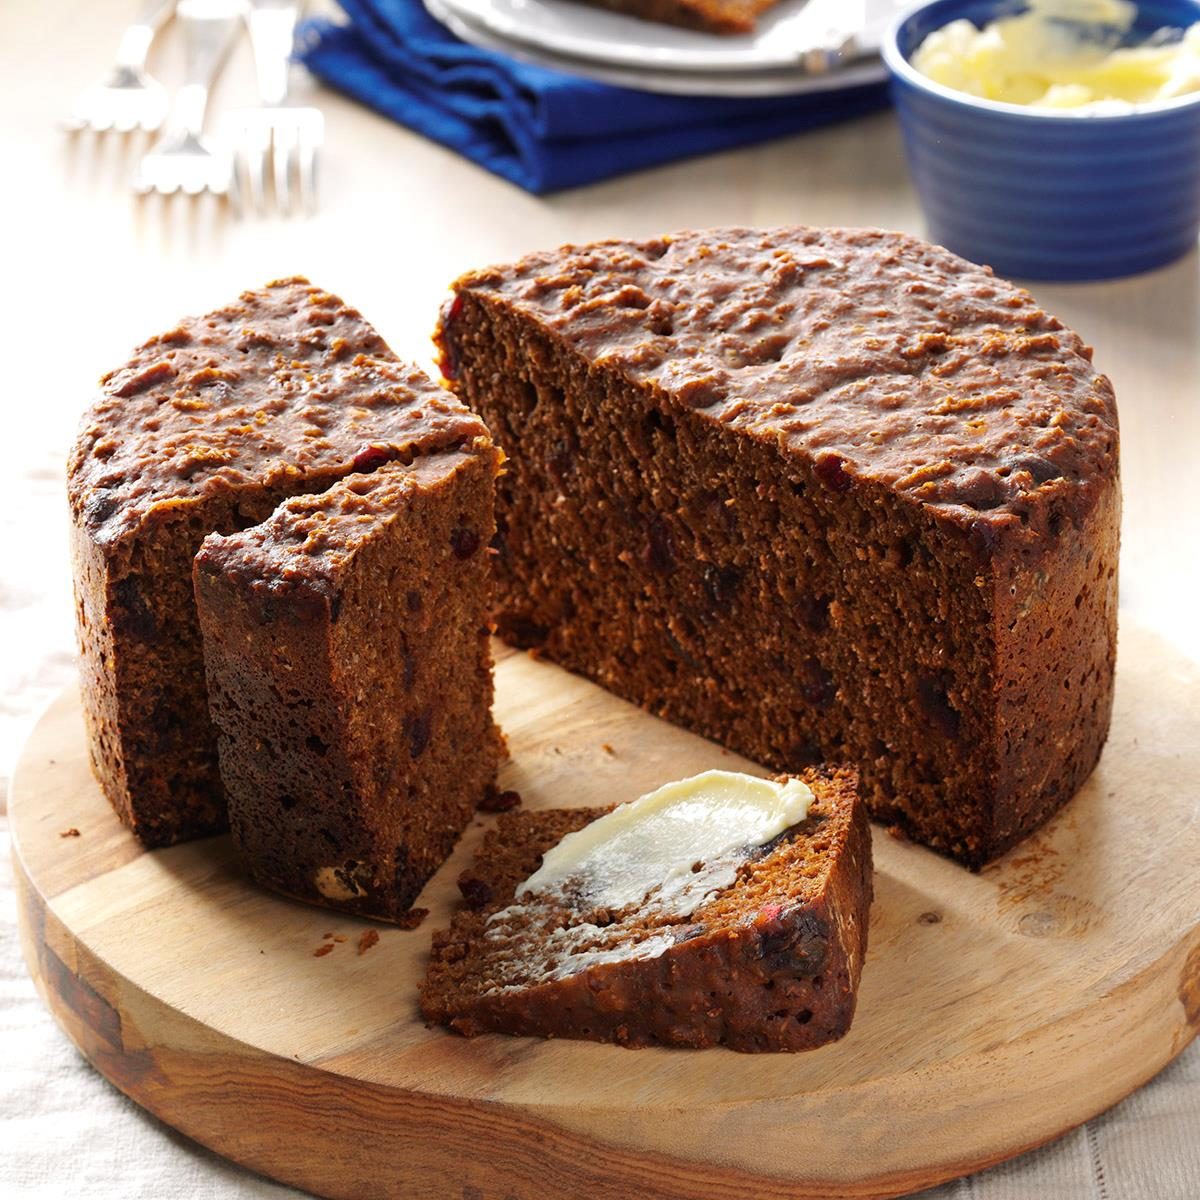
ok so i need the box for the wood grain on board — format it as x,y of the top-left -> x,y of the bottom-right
11,623 -> 1200,1200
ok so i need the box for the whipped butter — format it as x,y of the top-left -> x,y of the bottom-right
911,0 -> 1200,112
517,769 -> 813,913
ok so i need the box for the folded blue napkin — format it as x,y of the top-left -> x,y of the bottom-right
298,0 -> 889,194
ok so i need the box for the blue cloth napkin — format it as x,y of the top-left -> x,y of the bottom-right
298,0 -> 889,194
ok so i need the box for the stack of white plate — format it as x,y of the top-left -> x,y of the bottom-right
423,0 -> 906,97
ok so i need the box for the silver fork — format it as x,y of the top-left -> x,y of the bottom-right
227,0 -> 324,214
62,0 -> 178,133
133,0 -> 243,199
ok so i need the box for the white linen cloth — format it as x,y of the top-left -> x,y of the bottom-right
3,454 -> 1198,1200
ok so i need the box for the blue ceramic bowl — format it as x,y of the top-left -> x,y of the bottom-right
883,0 -> 1200,280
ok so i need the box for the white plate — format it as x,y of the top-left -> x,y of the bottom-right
432,0 -> 905,74
426,0 -> 890,97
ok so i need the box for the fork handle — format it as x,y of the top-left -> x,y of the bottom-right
170,2 -> 242,138
247,2 -> 301,107
114,0 -> 178,71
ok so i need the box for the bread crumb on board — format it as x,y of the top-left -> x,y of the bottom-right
478,787 -> 522,813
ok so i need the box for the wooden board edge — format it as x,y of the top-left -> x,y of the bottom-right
14,823 -> 1200,1200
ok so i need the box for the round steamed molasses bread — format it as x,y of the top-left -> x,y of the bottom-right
436,226 -> 1120,867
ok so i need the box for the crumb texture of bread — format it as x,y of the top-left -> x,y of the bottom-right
195,446 -> 502,922
437,226 -> 1121,868
68,278 -> 486,846
421,766 -> 872,1052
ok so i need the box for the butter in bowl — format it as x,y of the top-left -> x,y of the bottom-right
883,0 -> 1200,279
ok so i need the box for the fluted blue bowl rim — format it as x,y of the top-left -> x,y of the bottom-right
883,0 -> 1200,122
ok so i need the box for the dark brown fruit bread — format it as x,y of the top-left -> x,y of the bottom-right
421,766 -> 871,1051
68,278 -> 474,847
436,226 -> 1121,869
565,0 -> 782,35
194,438 -> 502,922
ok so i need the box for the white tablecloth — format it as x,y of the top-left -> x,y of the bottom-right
3,457 -> 1198,1200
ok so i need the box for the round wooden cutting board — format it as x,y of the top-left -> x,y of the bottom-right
11,621 -> 1200,1200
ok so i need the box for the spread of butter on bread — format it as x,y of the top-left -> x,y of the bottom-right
517,769 -> 813,914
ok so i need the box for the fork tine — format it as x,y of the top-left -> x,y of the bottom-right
273,122 -> 297,217
210,158 -> 233,199
226,168 -> 243,217
246,130 -> 268,215
298,129 -> 318,217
